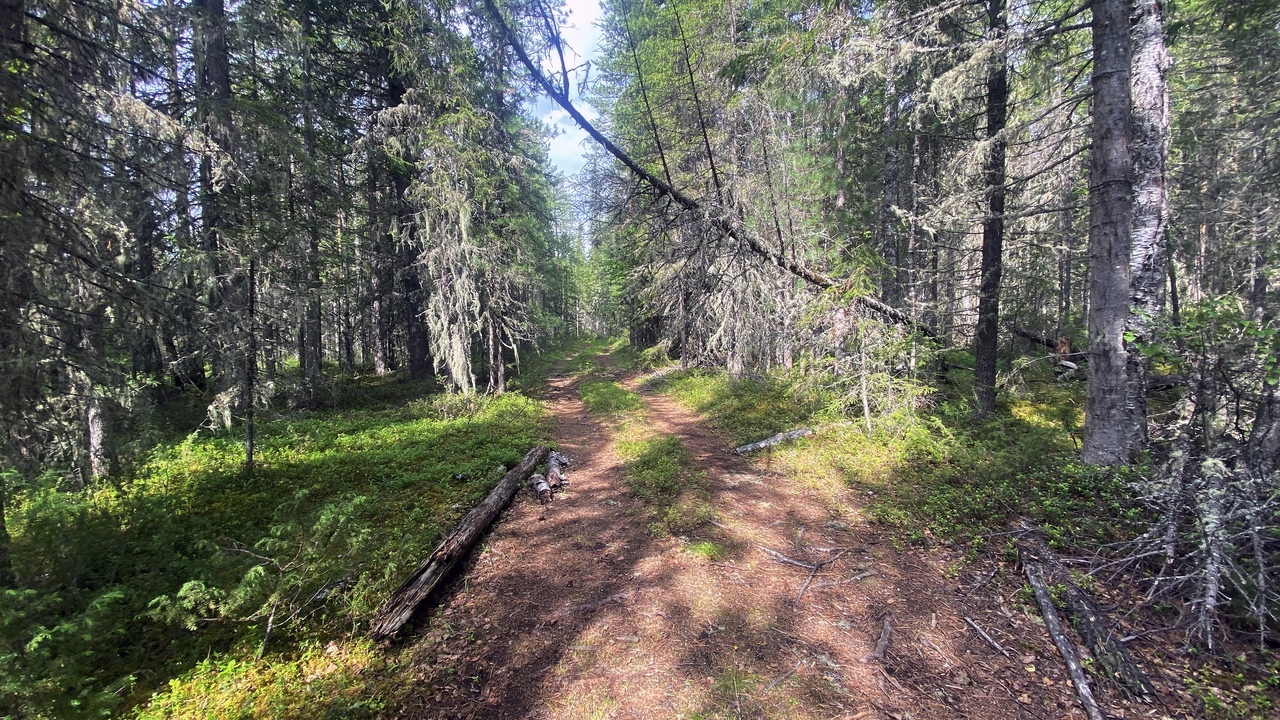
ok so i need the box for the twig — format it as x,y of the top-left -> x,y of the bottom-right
762,659 -> 803,693
797,564 -> 820,599
762,546 -> 818,570
918,634 -> 954,667
963,615 -> 1011,658
813,570 -> 877,589
1023,559 -> 1106,720
865,613 -> 893,662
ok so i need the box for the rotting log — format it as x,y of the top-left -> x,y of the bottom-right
733,428 -> 813,456
548,450 -> 571,489
370,445 -> 548,640
530,473 -> 551,504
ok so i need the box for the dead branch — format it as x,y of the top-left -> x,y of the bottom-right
370,446 -> 548,640
762,546 -> 818,570
481,0 -> 935,338
1020,522 -> 1156,698
963,615 -> 1011,658
813,569 -> 877,589
1022,553 -> 1106,720
865,613 -> 893,663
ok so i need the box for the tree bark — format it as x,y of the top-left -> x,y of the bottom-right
973,0 -> 1009,418
1124,0 -> 1171,454
1082,0 -> 1133,466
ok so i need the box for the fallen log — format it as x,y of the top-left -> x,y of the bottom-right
733,428 -> 813,455
1021,548 -> 1107,720
547,450 -> 571,489
370,445 -> 549,640
530,473 -> 551,504
1017,523 -> 1155,699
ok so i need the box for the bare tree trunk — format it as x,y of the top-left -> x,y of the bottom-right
367,146 -> 390,375
879,61 -> 901,306
1249,153 -> 1269,323
1082,0 -> 1133,466
0,0 -> 24,589
973,0 -> 1008,419
244,257 -> 257,473
301,10 -> 322,407
1124,0 -> 1171,454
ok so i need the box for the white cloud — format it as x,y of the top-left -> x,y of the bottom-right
527,0 -> 602,178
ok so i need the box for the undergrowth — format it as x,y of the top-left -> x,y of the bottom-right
646,369 -> 824,447
1,345 -> 571,719
648,360 -> 1136,549
579,380 -> 645,418
619,434 -> 713,535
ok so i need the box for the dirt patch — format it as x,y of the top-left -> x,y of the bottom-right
392,357 -> 1169,719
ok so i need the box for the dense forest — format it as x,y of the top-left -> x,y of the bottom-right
1,0 -> 1277,715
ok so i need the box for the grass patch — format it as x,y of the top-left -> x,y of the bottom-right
579,380 -> 644,418
3,380 -> 550,719
653,366 -> 1136,549
649,370 -> 822,446
619,434 -> 713,535
685,540 -> 727,562
135,639 -> 388,719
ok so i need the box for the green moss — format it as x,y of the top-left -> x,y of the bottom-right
2,363 -> 560,719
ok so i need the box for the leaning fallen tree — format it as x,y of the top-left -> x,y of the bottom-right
481,0 -> 935,340
370,446 -> 549,639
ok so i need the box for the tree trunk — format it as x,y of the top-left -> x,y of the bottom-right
384,72 -> 430,382
879,62 -> 901,306
1124,0 -> 1171,454
973,0 -> 1008,419
1082,0 -> 1133,466
302,10 -> 323,407
194,0 -> 234,391
367,143 -> 391,375
243,257 -> 257,474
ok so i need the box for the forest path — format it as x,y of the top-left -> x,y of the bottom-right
398,351 -> 1087,719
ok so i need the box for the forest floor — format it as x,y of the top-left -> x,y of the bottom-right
391,344 -> 1187,720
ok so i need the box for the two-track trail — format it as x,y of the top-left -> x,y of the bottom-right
395,354 -> 1094,719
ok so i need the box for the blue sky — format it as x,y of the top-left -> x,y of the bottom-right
528,0 -> 604,178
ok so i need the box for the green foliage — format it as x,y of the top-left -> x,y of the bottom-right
684,540 -> 726,561
579,380 -> 645,418
134,640 -> 388,720
653,365 -> 1137,548
870,398 -> 1139,546
620,434 -> 713,535
1,378 -> 549,719
648,370 -> 824,446
1184,658 -> 1280,720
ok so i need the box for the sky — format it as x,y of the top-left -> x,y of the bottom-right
528,0 -> 605,179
